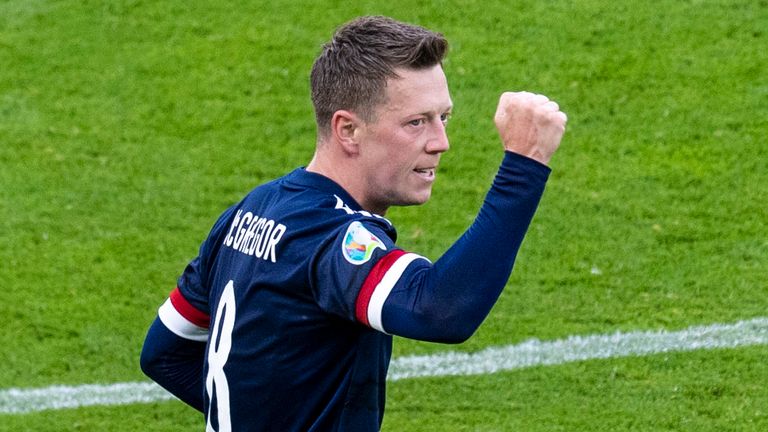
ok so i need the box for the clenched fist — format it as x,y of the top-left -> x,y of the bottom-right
494,92 -> 567,166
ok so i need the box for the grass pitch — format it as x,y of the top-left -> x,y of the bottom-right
1,0 -> 766,430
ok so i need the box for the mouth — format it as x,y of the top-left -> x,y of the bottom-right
413,166 -> 436,181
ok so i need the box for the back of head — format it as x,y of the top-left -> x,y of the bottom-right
311,16 -> 448,137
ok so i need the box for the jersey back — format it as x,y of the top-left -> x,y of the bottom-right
178,168 -> 400,431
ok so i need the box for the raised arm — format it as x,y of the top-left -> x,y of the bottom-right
358,93 -> 567,343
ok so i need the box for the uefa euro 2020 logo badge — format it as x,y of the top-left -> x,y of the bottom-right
342,221 -> 386,265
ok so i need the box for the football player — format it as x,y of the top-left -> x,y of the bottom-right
141,15 -> 567,431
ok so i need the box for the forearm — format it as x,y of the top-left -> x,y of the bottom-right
140,317 -> 207,411
383,152 -> 550,342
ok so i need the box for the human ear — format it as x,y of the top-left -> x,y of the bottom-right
330,110 -> 361,155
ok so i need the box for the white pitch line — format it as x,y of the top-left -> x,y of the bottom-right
0,382 -> 177,415
2,317 -> 767,414
388,317 -> 768,380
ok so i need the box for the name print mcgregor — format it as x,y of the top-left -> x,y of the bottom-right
223,210 -> 287,263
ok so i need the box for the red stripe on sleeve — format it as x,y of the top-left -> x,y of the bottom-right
169,287 -> 211,328
355,249 -> 407,326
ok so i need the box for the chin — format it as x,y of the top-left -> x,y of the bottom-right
402,190 -> 433,207
380,187 -> 434,209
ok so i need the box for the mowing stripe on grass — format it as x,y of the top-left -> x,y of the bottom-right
2,317 -> 767,414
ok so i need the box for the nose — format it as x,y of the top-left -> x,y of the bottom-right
425,119 -> 450,154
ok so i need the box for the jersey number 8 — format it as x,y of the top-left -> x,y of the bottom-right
206,280 -> 236,432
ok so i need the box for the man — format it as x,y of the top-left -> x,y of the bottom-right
141,15 -> 566,432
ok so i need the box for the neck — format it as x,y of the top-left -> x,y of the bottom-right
306,146 -> 387,216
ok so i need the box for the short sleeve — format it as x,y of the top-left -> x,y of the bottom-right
308,218 -> 430,333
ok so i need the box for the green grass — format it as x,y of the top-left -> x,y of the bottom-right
1,0 -> 766,430
387,347 -> 768,431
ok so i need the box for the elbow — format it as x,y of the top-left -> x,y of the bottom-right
140,318 -> 171,382
403,307 -> 483,344
423,301 -> 487,344
383,289 -> 494,344
140,341 -> 161,381
431,320 -> 479,344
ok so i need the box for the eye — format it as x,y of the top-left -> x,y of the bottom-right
440,112 -> 451,124
408,118 -> 425,127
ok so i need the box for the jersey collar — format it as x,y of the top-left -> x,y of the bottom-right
284,168 -> 365,212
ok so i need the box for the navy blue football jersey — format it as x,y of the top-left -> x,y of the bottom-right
147,152 -> 551,431
159,167 -> 428,431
